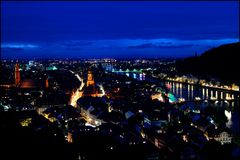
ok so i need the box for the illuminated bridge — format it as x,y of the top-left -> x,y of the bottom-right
165,81 -> 240,107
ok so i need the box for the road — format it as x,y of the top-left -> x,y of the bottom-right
70,70 -> 85,107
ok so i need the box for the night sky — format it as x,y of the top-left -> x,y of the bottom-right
1,1 -> 239,59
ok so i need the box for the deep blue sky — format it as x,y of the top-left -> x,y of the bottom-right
1,1 -> 239,59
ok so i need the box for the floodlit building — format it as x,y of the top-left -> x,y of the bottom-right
83,69 -> 104,97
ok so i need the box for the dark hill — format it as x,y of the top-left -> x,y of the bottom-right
176,42 -> 240,84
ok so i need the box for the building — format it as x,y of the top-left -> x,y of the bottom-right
15,63 -> 20,85
13,63 -> 49,90
214,131 -> 232,145
83,69 -> 104,97
45,78 -> 49,89
86,70 -> 95,87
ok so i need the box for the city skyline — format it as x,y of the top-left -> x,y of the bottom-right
1,1 -> 239,59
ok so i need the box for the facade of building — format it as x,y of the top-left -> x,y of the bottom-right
214,131 -> 232,145
87,70 -> 95,87
83,70 -> 103,97
15,63 -> 20,85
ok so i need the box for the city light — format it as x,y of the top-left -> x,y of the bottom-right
1,1 -> 239,157
70,71 -> 85,107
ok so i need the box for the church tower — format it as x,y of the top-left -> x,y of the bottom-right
45,77 -> 49,89
15,63 -> 20,85
87,70 -> 95,87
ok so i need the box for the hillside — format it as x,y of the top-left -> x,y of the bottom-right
176,42 -> 240,83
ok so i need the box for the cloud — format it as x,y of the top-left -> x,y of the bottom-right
1,47 -> 25,53
127,38 -> 238,49
128,43 -> 195,49
1,43 -> 39,49
52,38 -> 239,51
60,40 -> 93,48
4,39 -> 238,51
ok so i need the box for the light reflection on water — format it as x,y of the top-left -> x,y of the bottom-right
116,72 -> 146,81
165,81 -> 239,107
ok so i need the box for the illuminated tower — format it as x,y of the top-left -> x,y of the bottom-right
45,77 -> 49,89
87,70 -> 95,87
15,63 -> 20,85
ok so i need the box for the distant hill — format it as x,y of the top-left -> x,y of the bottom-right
176,42 -> 240,84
